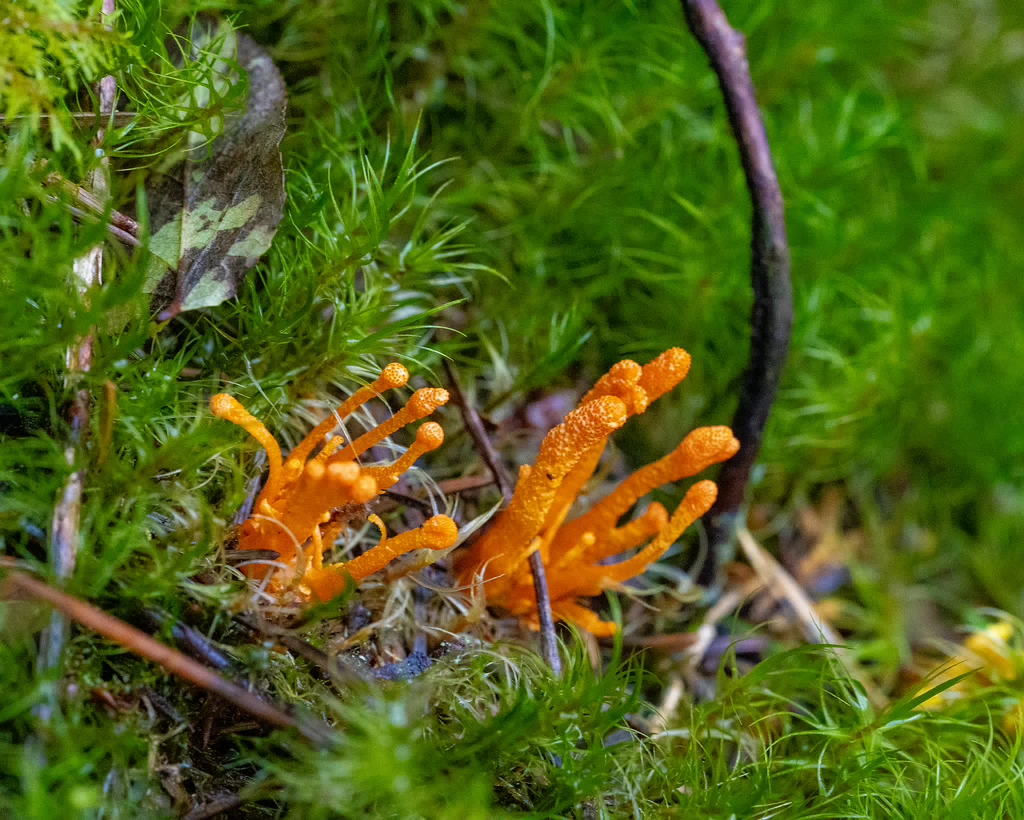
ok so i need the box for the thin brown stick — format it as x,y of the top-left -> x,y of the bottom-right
525,550 -> 561,673
443,362 -> 562,675
63,203 -> 141,247
40,0 -> 120,683
233,450 -> 266,526
436,475 -> 494,494
47,173 -> 141,237
443,362 -> 514,503
649,674 -> 684,736
224,549 -> 280,566
235,614 -> 332,672
380,488 -> 435,516
142,610 -> 233,671
183,794 -> 244,820
4,571 -> 332,745
680,0 -> 793,586
234,613 -> 371,686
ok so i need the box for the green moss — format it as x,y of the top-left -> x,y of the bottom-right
3,0 -> 1024,815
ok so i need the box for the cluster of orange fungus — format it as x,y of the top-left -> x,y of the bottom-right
211,363 -> 458,602
455,349 -> 740,637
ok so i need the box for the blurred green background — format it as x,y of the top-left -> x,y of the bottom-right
386,0 -> 1024,491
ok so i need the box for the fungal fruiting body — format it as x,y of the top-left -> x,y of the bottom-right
212,364 -> 458,601
456,349 -> 740,636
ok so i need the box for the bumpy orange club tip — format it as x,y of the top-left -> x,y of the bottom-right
212,364 -> 458,604
287,362 -> 413,468
378,362 -> 411,389
211,393 -> 286,497
363,421 -> 446,491
210,394 -> 282,467
457,395 -> 628,577
334,388 -> 450,462
638,347 -> 692,402
580,359 -> 649,416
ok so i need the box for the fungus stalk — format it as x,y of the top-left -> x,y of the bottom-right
213,364 -> 458,603
457,349 -> 739,636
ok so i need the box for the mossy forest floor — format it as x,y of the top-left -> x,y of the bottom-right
3,0 -> 1024,817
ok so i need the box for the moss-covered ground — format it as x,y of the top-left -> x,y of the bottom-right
2,0 -> 1024,816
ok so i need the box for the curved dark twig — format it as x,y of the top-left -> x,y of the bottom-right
681,0 -> 793,585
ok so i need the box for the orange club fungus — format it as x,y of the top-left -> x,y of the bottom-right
211,363 -> 458,602
456,349 -> 740,637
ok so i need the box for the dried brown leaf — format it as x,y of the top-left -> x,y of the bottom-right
144,20 -> 286,318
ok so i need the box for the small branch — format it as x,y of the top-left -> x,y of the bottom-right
233,450 -> 266,526
4,571 -> 333,745
380,489 -> 436,516
141,610 -> 234,671
680,0 -> 793,584
224,548 -> 280,566
47,173 -> 141,238
436,475 -> 494,494
40,0 -> 120,686
183,793 -> 244,820
236,614 -> 332,672
649,674 -> 684,736
442,361 -> 514,503
63,203 -> 141,248
234,614 -> 372,686
443,362 -> 562,675
526,551 -> 562,674
736,528 -> 840,646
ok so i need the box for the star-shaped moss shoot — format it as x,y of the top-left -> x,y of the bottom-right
212,363 -> 458,602
456,349 -> 739,636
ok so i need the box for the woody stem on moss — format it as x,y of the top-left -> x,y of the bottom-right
39,0 -> 119,689
444,361 -> 563,675
680,0 -> 793,587
6,570 -> 332,747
